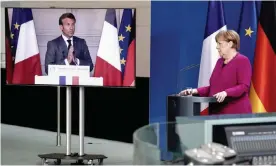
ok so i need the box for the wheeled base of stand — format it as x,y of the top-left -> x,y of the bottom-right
38,153 -> 107,165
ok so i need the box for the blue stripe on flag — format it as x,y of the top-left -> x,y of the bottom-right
204,1 -> 226,38
105,9 -> 117,28
238,1 -> 258,65
11,8 -> 34,56
118,9 -> 133,77
59,76 -> 66,85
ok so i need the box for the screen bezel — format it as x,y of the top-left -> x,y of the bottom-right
3,5 -> 137,88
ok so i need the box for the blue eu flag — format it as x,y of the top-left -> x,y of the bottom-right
238,1 -> 259,65
10,8 -> 34,58
118,9 -> 133,78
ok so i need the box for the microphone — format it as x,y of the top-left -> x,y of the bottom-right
176,63 -> 200,94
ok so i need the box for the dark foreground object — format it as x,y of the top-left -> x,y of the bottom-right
38,153 -> 107,165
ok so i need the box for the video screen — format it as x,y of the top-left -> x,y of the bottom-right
5,8 -> 136,87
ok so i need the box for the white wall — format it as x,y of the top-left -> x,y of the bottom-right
1,1 -> 151,77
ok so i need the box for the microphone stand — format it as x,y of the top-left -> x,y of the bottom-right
176,64 -> 200,93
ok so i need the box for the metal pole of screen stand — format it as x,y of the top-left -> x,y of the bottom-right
66,86 -> 85,156
79,86 -> 85,156
56,86 -> 61,146
78,86 -> 107,165
66,86 -> 72,155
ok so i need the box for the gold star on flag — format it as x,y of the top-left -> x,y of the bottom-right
119,48 -> 123,54
245,27 -> 254,37
125,25 -> 131,32
14,22 -> 20,30
120,57 -> 126,65
118,34 -> 125,41
10,33 -> 14,39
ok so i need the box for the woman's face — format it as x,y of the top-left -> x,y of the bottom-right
216,37 -> 232,58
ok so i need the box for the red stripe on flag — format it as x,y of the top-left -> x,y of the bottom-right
94,56 -> 122,86
200,107 -> 209,115
5,8 -> 13,84
12,54 -> 42,84
72,76 -> 79,85
6,37 -> 13,84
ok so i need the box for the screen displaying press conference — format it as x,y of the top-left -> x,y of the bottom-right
5,8 -> 136,87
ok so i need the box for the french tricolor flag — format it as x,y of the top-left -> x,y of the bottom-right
94,9 -> 122,86
59,76 -> 79,85
11,8 -> 42,84
198,1 -> 227,115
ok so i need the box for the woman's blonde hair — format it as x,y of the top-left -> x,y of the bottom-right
215,30 -> 240,50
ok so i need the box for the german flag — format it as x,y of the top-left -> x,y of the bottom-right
249,2 -> 276,113
5,8 -> 13,84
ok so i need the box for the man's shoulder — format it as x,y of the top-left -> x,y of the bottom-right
49,36 -> 62,43
73,36 -> 85,41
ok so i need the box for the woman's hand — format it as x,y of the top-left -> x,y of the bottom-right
179,88 -> 198,96
213,91 -> 227,102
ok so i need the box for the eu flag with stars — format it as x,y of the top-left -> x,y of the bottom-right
10,8 -> 42,84
10,8 -> 25,58
118,9 -> 133,77
10,8 -> 35,56
238,1 -> 259,65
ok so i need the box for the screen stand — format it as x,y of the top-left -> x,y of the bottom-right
38,86 -> 107,165
66,86 -> 72,156
79,86 -> 84,156
56,86 -> 61,147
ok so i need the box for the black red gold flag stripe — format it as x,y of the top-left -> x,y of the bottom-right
5,8 -> 13,84
250,1 -> 276,113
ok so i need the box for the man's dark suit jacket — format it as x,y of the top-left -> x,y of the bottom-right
44,35 -> 93,74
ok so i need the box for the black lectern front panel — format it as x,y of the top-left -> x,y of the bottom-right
167,95 -> 218,120
166,95 -> 219,152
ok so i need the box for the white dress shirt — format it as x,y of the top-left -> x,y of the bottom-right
62,34 -> 79,65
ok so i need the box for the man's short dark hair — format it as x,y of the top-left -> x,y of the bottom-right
59,13 -> 76,25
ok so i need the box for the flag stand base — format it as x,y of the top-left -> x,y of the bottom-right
38,153 -> 107,165
38,87 -> 107,165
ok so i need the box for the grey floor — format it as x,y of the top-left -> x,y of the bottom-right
1,124 -> 133,165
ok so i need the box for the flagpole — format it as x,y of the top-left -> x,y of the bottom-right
79,86 -> 85,156
66,86 -> 72,155
56,86 -> 61,146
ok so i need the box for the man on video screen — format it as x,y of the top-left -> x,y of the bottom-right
44,13 -> 93,74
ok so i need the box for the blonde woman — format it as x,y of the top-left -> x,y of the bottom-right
180,30 -> 252,115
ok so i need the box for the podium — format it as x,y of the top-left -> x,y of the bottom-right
35,65 -> 103,86
167,94 -> 219,118
165,94 -> 222,156
37,65 -> 107,165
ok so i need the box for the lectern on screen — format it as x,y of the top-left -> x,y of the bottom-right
5,8 -> 136,87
